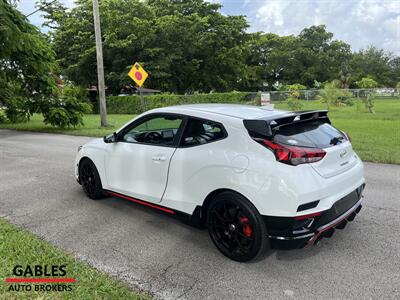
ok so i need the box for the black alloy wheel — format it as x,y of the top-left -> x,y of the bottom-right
206,191 -> 269,262
79,159 -> 105,200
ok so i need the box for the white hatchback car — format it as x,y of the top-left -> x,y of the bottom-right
75,104 -> 365,261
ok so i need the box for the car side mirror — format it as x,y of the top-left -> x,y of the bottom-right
103,132 -> 118,143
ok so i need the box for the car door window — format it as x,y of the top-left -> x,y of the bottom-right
181,118 -> 226,146
122,115 -> 183,146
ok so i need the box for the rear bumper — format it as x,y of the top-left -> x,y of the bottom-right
265,184 -> 365,249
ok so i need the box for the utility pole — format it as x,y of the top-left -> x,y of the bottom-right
92,0 -> 108,127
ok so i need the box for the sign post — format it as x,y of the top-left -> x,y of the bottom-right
139,86 -> 144,111
128,62 -> 149,112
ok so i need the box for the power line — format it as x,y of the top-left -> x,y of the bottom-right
25,0 -> 58,18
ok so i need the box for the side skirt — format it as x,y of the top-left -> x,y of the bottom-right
105,190 -> 204,229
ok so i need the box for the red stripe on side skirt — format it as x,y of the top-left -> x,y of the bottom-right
107,191 -> 175,215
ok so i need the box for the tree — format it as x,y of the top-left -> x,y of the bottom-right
355,77 -> 378,113
241,32 -> 301,91
320,80 -> 353,109
0,0 -> 56,122
296,25 -> 352,87
42,85 -> 92,128
338,65 -> 352,89
41,0 -> 248,93
389,57 -> 400,87
350,46 -> 393,87
38,1 -> 399,94
242,26 -> 353,90
285,83 -> 305,110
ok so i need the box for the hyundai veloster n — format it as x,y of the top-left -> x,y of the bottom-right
75,104 -> 365,261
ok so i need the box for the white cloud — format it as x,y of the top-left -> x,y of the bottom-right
253,0 -> 400,54
243,0 -> 251,6
256,1 -> 287,27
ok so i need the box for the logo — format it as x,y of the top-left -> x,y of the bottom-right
5,265 -> 76,292
340,149 -> 347,158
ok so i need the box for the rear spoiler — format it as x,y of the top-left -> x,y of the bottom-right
243,110 -> 330,138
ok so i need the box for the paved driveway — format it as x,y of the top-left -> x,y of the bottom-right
1,129 -> 399,299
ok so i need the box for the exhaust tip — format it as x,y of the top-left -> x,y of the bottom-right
313,236 -> 323,245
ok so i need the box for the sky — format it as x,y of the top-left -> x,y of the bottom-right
18,0 -> 400,55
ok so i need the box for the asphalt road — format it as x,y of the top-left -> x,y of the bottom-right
1,129 -> 399,299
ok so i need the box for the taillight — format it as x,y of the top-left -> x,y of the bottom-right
262,140 -> 326,166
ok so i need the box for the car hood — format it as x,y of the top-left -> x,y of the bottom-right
83,138 -> 105,149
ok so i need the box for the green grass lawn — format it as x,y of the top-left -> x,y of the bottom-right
0,114 -> 133,137
274,99 -> 400,164
0,99 -> 399,164
0,218 -> 150,300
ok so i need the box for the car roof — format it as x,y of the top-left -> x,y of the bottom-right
152,104 -> 288,120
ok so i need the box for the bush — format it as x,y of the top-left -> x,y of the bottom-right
285,84 -> 307,102
320,80 -> 353,109
92,92 -> 259,114
43,86 -> 92,128
355,77 -> 378,89
1,80 -> 33,123
0,109 -> 9,123
287,83 -> 306,92
3,96 -> 32,122
286,97 -> 303,111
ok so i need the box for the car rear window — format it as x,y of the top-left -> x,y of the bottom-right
273,120 -> 346,148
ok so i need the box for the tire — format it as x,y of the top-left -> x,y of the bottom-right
79,158 -> 106,200
206,191 -> 269,262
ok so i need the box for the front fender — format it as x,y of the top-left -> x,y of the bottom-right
74,138 -> 107,187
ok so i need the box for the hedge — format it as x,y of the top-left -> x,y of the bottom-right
92,92 -> 260,114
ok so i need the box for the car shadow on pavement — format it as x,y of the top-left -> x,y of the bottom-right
91,193 -> 335,263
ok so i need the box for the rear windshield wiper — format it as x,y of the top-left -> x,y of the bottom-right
330,136 -> 344,145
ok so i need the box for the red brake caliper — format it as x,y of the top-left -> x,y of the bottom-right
240,217 -> 252,237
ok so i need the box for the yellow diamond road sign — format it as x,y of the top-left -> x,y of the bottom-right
128,62 -> 148,87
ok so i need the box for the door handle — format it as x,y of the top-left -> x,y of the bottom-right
152,155 -> 167,162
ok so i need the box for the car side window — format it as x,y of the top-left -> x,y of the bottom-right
122,115 -> 182,146
181,118 -> 226,147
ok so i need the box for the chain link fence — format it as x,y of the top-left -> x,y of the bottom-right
94,88 -> 399,114
269,88 -> 399,102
